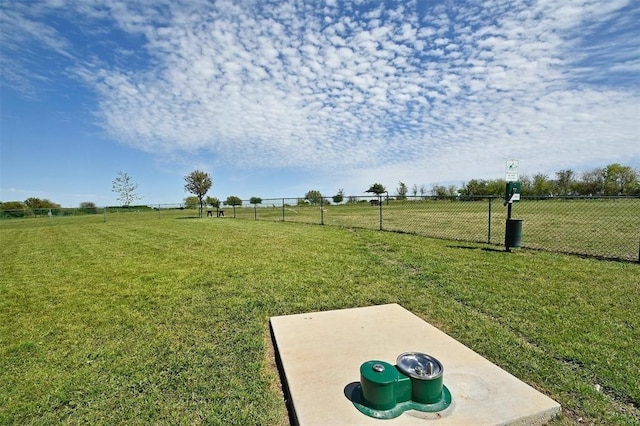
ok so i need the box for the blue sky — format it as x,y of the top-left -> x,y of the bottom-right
1,0 -> 639,207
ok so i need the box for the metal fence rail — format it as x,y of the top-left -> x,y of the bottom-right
2,196 -> 638,262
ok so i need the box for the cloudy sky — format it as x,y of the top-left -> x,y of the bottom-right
1,0 -> 639,207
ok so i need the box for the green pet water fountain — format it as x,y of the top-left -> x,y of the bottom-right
352,352 -> 452,419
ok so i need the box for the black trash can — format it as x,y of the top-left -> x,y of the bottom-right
505,219 -> 523,248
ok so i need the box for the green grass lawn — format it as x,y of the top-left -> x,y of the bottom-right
1,215 -> 638,424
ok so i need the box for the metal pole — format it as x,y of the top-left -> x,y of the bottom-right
320,197 -> 324,225
487,198 -> 492,244
503,187 -> 516,252
379,195 -> 383,231
282,198 -> 285,222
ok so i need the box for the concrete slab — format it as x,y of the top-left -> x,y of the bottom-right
270,303 -> 560,425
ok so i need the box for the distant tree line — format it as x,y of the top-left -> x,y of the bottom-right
0,198 -> 100,218
2,163 -> 637,214
0,198 -> 62,216
398,163 -> 639,199
311,163 -> 639,205
456,163 -> 638,197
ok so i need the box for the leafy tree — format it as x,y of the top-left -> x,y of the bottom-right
304,190 -> 323,205
396,182 -> 408,200
0,201 -> 27,217
112,171 -> 141,207
430,185 -> 458,198
555,169 -> 575,195
366,183 -> 386,195
205,196 -> 220,208
25,198 -> 60,209
224,195 -> 242,217
460,179 -> 504,196
1,201 -> 25,210
531,173 -> 553,196
79,201 -> 97,214
460,179 -> 488,196
431,185 -> 458,198
24,197 -> 39,208
430,185 -> 447,198
486,179 -> 506,196
411,184 -> 418,197
604,163 -> 638,195
366,183 -> 387,207
573,168 -> 603,195
184,170 -> 212,217
630,169 -> 640,195
332,189 -> 344,204
184,196 -> 199,209
518,175 -> 533,195
248,197 -> 262,219
224,196 -> 242,207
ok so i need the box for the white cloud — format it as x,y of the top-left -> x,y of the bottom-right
2,0 -> 639,193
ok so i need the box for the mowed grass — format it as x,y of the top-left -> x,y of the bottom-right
1,214 -> 638,424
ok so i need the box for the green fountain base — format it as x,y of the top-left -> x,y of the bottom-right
351,384 -> 452,419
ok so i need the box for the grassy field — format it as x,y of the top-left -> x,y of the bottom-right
1,214 -> 639,424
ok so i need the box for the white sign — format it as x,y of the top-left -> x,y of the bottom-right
505,160 -> 519,182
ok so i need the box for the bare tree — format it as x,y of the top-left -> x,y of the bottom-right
112,171 -> 141,207
396,182 -> 408,200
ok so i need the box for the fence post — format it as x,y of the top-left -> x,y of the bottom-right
320,198 -> 324,225
103,207 -> 107,222
282,199 -> 285,222
379,195 -> 383,231
487,197 -> 492,244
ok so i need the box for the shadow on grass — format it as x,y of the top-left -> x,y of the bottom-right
446,245 -> 478,250
481,247 -> 507,253
446,244 -> 509,254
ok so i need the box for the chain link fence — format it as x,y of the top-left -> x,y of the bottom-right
2,196 -> 638,262
240,195 -> 640,263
